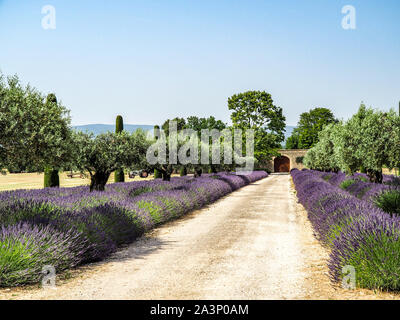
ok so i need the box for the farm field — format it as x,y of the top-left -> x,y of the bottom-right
0,172 -> 154,191
1,1 -> 399,305
383,168 -> 399,175
1,169 -> 396,192
1,174 -> 399,300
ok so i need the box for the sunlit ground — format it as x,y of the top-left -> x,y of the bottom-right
0,169 -> 396,192
0,171 -> 155,191
383,168 -> 399,176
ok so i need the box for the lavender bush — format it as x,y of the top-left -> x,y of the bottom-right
329,214 -> 400,290
0,171 -> 268,287
0,223 -> 87,287
320,171 -> 400,215
291,169 -> 400,290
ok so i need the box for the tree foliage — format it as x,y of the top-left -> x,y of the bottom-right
162,117 -> 186,136
285,129 -> 300,149
114,115 -> 125,183
304,104 -> 400,183
72,130 -> 150,191
0,74 -> 72,173
228,91 -> 286,163
303,123 -> 339,172
287,107 -> 337,149
43,93 -> 61,188
185,116 -> 226,133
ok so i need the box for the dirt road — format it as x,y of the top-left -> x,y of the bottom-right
2,174 -> 396,300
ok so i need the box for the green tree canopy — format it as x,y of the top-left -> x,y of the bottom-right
162,117 -> 186,136
72,130 -> 150,191
185,116 -> 226,133
303,123 -> 340,172
288,107 -> 337,149
228,91 -> 286,163
386,112 -> 400,171
304,103 -> 400,183
114,115 -> 125,183
285,128 -> 300,149
184,116 -> 227,173
0,73 -> 72,173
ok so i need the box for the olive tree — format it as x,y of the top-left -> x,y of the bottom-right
384,111 -> 400,174
305,123 -> 340,172
307,103 -> 400,183
147,124 -> 256,179
0,74 -> 72,177
331,107 -> 366,175
356,108 -> 395,182
72,130 -> 150,191
146,127 -> 206,180
303,148 -> 317,170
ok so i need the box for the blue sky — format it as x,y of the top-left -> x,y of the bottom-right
0,0 -> 399,126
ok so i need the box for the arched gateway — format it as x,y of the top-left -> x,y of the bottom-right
265,149 -> 309,173
274,156 -> 290,172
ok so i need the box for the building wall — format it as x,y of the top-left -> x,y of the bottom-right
264,149 -> 309,172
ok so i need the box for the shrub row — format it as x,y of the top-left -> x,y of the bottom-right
321,171 -> 400,215
0,171 -> 268,287
291,169 -> 400,290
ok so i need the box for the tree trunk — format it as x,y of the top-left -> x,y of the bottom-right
194,167 -> 202,178
162,172 -> 171,181
160,164 -> 173,181
367,169 -> 383,184
90,171 -> 111,191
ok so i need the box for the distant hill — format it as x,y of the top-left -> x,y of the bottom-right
73,124 -> 296,141
73,124 -> 154,135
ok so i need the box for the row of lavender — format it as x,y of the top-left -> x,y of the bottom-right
0,171 -> 268,287
320,171 -> 398,203
291,169 -> 400,290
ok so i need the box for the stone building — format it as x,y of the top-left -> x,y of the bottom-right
264,149 -> 308,173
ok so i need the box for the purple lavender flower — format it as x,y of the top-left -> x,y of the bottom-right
291,168 -> 400,290
0,222 -> 87,287
0,171 -> 268,286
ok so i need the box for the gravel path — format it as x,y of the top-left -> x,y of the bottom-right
1,175 -> 397,300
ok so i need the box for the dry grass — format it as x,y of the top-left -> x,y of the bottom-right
383,168 -> 399,175
0,172 -> 154,191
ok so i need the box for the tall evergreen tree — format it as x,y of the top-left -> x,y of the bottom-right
114,115 -> 125,182
43,93 -> 60,188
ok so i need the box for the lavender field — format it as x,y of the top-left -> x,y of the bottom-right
0,171 -> 268,287
291,169 -> 400,290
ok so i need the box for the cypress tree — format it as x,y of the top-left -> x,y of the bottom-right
153,125 -> 162,179
154,169 -> 162,179
43,94 -> 60,188
179,166 -> 187,176
114,115 -> 125,182
154,125 -> 160,138
44,166 -> 60,188
116,115 -> 124,133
